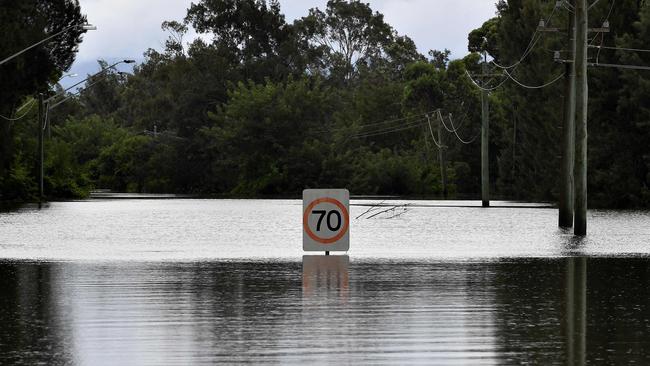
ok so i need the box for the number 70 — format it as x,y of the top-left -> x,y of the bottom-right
311,210 -> 342,231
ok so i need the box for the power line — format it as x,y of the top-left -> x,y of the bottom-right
588,0 -> 603,10
446,112 -> 479,145
563,0 -> 575,11
425,115 -> 443,148
491,5 -> 560,70
313,109 -> 440,134
594,0 -> 616,62
491,33 -> 544,70
351,118 -> 429,139
604,0 -> 616,21
0,99 -> 36,121
352,110 -> 436,129
588,62 -> 650,71
502,69 -> 565,89
436,110 -> 458,133
446,110 -> 468,131
465,69 -> 508,91
475,2 -> 563,93
589,44 -> 650,53
588,0 -> 616,48
347,116 -> 429,138
434,109 -> 478,145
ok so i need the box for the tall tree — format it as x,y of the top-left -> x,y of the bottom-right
296,0 -> 406,82
184,0 -> 307,82
0,0 -> 86,200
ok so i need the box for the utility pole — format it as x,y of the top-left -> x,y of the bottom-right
481,50 -> 490,207
437,116 -> 448,198
37,93 -> 44,204
559,0 -> 577,228
574,0 -> 588,235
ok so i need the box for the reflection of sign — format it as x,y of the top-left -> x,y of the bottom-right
302,255 -> 349,299
303,189 -> 350,252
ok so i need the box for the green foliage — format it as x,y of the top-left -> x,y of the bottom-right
203,77 -> 336,195
0,0 -> 86,200
2,0 -> 649,208
0,155 -> 37,201
44,139 -> 89,198
94,135 -> 179,193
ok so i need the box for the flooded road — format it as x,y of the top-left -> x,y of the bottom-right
1,199 -> 649,260
1,199 -> 649,364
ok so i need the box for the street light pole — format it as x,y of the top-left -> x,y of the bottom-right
0,23 -> 96,66
481,50 -> 490,207
37,94 -> 44,203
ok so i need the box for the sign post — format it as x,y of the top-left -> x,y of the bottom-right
303,189 -> 350,253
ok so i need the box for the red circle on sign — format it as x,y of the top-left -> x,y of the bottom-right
303,197 -> 349,244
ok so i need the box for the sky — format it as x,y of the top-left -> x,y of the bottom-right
66,0 -> 498,87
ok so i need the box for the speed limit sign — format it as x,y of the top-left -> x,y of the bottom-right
303,189 -> 350,252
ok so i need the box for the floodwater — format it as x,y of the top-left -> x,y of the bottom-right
1,199 -> 649,365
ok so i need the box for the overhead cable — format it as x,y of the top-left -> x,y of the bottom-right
447,113 -> 478,144
349,116 -> 429,137
491,5 -> 559,70
314,109 -> 440,134
502,69 -> 565,89
563,0 -> 575,10
588,0 -> 603,10
491,33 -> 543,70
588,62 -> 650,71
0,99 -> 36,121
436,110 -> 477,145
351,118 -> 428,139
425,115 -> 444,148
589,44 -> 650,53
464,69 -> 508,92
589,0 -> 616,48
436,110 -> 459,133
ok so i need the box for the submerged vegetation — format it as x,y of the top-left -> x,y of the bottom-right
1,0 -> 649,207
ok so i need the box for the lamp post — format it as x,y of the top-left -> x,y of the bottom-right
0,23 -> 96,66
59,73 -> 78,81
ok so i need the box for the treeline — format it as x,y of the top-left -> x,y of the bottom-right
1,0 -> 649,207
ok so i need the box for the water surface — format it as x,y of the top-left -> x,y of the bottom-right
1,199 -> 649,260
0,199 -> 649,365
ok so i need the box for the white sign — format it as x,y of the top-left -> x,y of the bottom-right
303,189 -> 350,252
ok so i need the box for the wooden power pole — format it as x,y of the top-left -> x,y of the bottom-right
574,0 -> 588,235
481,52 -> 490,207
559,0 -> 576,228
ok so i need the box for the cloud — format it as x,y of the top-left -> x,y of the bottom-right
77,0 -> 195,62
371,0 -> 498,57
73,0 -> 497,66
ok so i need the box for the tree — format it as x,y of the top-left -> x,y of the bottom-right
0,0 -> 87,200
296,0 -> 405,82
184,0 -> 306,82
203,77 -> 336,195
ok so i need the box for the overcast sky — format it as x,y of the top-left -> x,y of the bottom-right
68,0 -> 498,84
